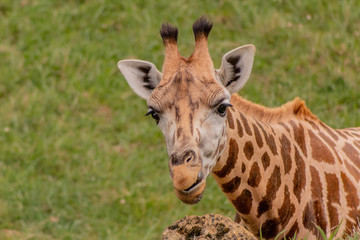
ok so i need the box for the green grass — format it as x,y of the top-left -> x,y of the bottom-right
0,0 -> 359,239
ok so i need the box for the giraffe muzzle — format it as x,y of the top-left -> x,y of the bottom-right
173,171 -> 206,204
181,171 -> 203,193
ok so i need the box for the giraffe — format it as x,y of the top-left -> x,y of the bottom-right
117,17 -> 360,239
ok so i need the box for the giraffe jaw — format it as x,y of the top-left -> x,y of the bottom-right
174,179 -> 206,204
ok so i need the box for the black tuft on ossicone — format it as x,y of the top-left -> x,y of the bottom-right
192,16 -> 213,40
160,23 -> 178,44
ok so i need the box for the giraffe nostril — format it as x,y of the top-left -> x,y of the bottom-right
184,150 -> 196,164
170,150 -> 196,166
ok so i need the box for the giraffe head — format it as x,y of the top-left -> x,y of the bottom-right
118,17 -> 255,204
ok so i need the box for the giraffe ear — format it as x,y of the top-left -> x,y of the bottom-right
118,60 -> 162,100
216,44 -> 256,93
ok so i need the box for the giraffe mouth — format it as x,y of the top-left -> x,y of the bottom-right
181,171 -> 204,193
183,178 -> 202,192
174,172 -> 206,204
174,181 -> 206,204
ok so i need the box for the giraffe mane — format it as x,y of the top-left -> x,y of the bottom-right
231,94 -> 319,123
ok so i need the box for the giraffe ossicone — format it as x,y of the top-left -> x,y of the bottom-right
118,17 -> 360,240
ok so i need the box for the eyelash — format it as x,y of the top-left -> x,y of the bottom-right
216,103 -> 232,117
145,109 -> 160,124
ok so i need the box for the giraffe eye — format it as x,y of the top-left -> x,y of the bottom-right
145,109 -> 160,124
217,103 -> 232,117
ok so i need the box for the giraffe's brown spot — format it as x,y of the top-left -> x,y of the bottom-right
293,147 -> 306,203
240,112 -> 252,136
226,109 -> 235,129
261,152 -> 270,171
344,160 -> 360,182
341,172 -> 360,211
260,219 -> 278,239
266,166 -> 281,199
318,131 -> 343,164
232,189 -> 252,215
306,119 -> 320,131
244,141 -> 254,161
349,131 -> 360,137
236,119 -> 244,137
266,135 -> 277,155
177,127 -> 183,138
258,166 -> 281,217
257,199 -> 271,217
280,134 -> 292,174
336,130 -> 348,139
303,202 -> 315,234
257,122 -> 278,155
352,132 -> 360,138
221,176 -> 241,193
286,221 -> 299,239
346,220 -> 356,235
279,121 -> 291,133
325,173 -> 340,228
310,166 -> 322,199
308,130 -> 335,164
267,123 -> 276,135
309,166 -> 327,234
278,185 -> 295,227
344,131 -> 354,138
247,162 -> 261,187
320,122 -> 339,141
213,138 -> 238,178
343,142 -> 360,168
289,121 -> 307,157
348,210 -> 360,228
354,140 -> 360,150
241,163 -> 246,173
252,123 -> 263,148
303,201 -> 328,238
313,199 -> 327,235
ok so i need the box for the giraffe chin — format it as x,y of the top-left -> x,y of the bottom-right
174,180 -> 206,205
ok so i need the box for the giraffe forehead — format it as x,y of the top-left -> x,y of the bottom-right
149,70 -> 225,111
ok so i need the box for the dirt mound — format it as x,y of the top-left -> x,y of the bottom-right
162,214 -> 257,240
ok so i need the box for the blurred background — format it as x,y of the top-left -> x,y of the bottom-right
0,0 -> 359,239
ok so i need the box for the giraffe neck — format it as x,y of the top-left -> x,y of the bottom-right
212,107 -> 294,237
211,97 -> 360,239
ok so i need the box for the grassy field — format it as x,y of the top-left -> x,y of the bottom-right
0,0 -> 359,239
